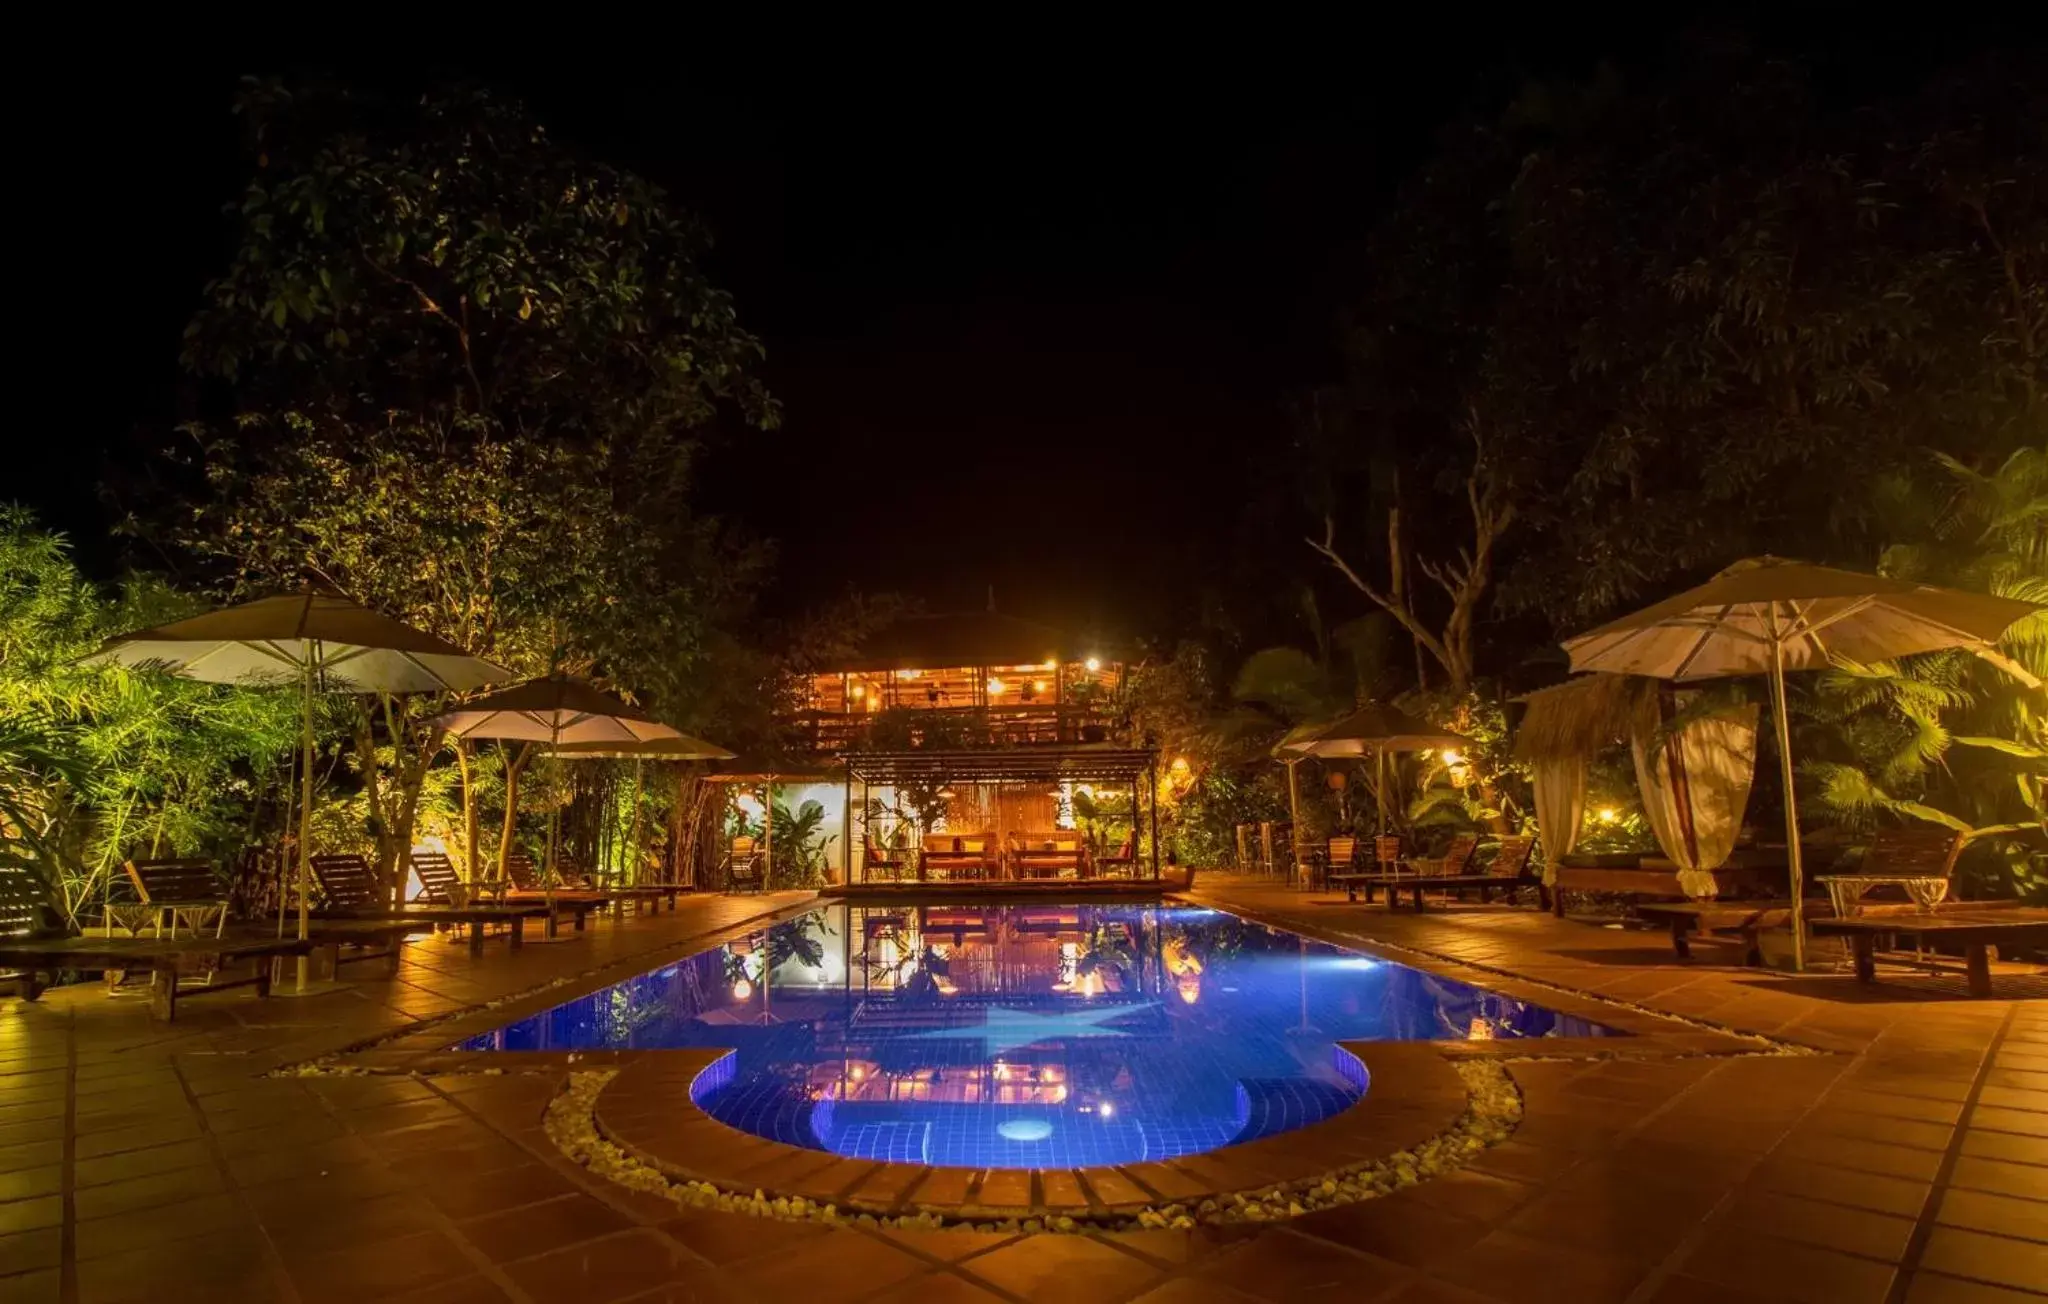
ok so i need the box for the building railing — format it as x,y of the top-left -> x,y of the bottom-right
799,704 -> 1123,753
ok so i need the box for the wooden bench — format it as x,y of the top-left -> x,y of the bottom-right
1810,907 -> 2047,998
0,936 -> 318,1021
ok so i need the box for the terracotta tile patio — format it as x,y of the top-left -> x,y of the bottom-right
0,877 -> 2042,1302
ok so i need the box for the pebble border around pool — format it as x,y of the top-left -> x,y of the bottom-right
547,1050 -> 1525,1233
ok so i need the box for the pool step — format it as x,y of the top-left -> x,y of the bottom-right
1232,1077 -> 1360,1144
826,1120 -> 932,1165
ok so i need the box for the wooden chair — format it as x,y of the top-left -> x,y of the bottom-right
1095,833 -> 1137,878
1310,835 -> 1360,890
1406,832 -> 1480,878
0,860 -> 64,945
120,859 -> 227,938
863,836 -> 909,883
722,837 -> 766,893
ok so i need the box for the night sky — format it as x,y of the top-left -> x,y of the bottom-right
28,19 -> 2037,643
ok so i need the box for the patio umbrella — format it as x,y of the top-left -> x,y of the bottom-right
1563,557 -> 2042,970
429,676 -> 693,884
545,735 -> 736,887
87,588 -> 511,978
1278,705 -> 1474,835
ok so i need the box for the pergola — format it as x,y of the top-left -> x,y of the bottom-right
841,745 -> 1162,883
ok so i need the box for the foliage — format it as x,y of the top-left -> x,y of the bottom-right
1,510 -> 302,924
769,798 -> 831,889
1800,446 -> 2047,899
152,80 -> 778,890
1295,49 -> 2044,668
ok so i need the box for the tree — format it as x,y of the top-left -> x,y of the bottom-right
162,80 -> 777,893
1297,49 -> 2046,676
1,510 -> 302,924
1802,446 -> 2047,898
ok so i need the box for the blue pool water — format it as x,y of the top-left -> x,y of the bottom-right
459,904 -> 1616,1168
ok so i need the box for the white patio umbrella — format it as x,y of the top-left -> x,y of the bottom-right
1563,557 -> 2042,970
429,676 -> 694,885
87,588 -> 512,983
1277,705 -> 1474,835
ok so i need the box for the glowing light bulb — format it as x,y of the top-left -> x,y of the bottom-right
1084,657 -> 1101,673
1440,750 -> 1464,766
987,677 -> 1006,695
1099,1101 -> 1115,1119
731,978 -> 753,1001
1171,757 -> 1190,773
1598,807 -> 1619,824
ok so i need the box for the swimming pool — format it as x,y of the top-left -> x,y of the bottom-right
459,903 -> 1616,1168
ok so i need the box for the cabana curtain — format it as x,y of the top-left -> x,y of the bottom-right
1629,691 -> 1760,898
1529,759 -> 1586,887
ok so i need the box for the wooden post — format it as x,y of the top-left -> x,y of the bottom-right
1148,761 -> 1161,880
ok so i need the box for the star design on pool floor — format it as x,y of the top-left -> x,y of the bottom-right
905,1003 -> 1155,1057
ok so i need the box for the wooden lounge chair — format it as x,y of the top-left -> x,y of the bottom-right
310,853 -> 545,957
722,836 -> 766,893
1329,832 -> 1485,906
1634,900 -> 1809,966
1817,826 -> 1968,914
1,935 -> 319,1020
1811,905 -> 2047,998
120,858 -> 228,938
554,854 -> 683,913
468,852 -> 607,933
310,852 -> 388,911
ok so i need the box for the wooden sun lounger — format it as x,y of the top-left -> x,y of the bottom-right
312,854 -> 546,955
1810,906 -> 2046,998
1331,835 -> 1542,910
0,936 -> 318,1021
490,853 -> 610,934
1635,900 -> 1813,966
223,920 -> 430,978
518,853 -> 680,916
116,858 -> 229,938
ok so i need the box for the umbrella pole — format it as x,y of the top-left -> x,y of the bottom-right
1376,745 -> 1387,836
295,658 -> 315,990
1285,758 -> 1302,884
1769,638 -> 1806,973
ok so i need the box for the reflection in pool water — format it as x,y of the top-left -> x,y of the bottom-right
459,904 -> 1617,1168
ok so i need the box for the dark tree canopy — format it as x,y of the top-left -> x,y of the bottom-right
184,79 -> 779,447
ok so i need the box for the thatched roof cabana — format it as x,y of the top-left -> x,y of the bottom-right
1511,674 -> 1661,763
